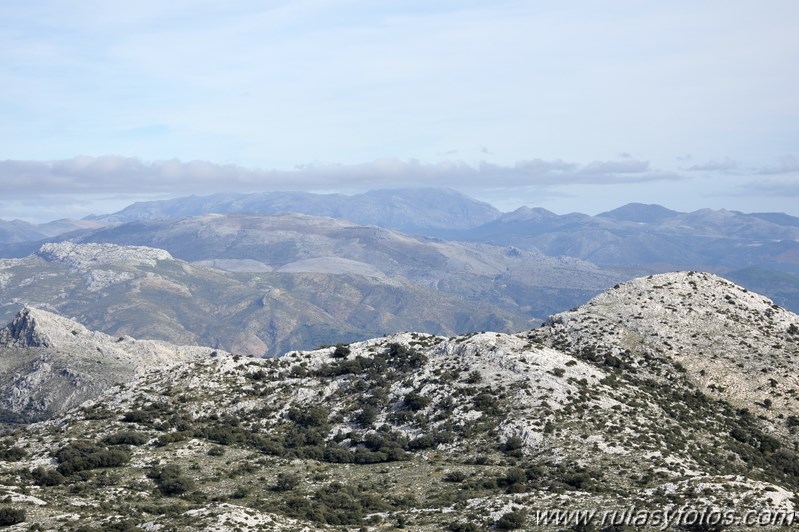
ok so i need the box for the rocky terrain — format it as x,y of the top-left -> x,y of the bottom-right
0,307 -> 223,421
0,272 -> 797,530
0,241 -> 574,356
4,189 -> 799,315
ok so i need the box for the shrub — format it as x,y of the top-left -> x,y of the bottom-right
403,392 -> 431,411
443,470 -> 467,483
332,344 -> 351,359
274,472 -> 301,491
55,440 -> 131,476
207,446 -> 225,457
496,510 -> 526,530
288,405 -> 329,428
354,405 -> 379,427
121,410 -> 150,423
0,447 -> 26,462
449,522 -> 480,532
104,431 -> 149,446
502,435 -> 524,453
473,393 -> 500,415
0,507 -> 25,526
31,467 -> 65,486
150,464 -> 194,496
465,370 -> 482,384
155,431 -> 193,447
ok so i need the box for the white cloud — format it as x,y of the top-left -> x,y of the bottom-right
0,156 -> 683,198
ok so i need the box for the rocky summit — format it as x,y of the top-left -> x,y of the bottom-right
0,273 -> 797,530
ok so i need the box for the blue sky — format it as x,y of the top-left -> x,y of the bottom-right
1,0 -> 798,221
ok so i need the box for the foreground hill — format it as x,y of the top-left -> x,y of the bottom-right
0,273 -> 798,530
0,242 -> 552,356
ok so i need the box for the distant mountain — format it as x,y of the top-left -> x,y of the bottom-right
67,213 -> 623,319
5,192 -> 799,316
597,202 -> 682,223
0,218 -> 111,245
2,273 -> 798,529
0,241 -> 598,356
88,188 -> 502,233
749,211 -> 799,227
0,219 -> 47,243
448,203 -> 799,271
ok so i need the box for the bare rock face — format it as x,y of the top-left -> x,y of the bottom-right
37,241 -> 172,269
0,306 -> 225,418
0,307 -> 58,348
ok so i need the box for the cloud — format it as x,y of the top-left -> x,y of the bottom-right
0,156 -> 685,198
687,157 -> 738,172
756,155 -> 799,175
736,177 -> 799,197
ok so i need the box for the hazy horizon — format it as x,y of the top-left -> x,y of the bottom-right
2,1 -> 798,221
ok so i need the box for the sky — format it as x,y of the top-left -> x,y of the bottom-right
1,0 -> 798,222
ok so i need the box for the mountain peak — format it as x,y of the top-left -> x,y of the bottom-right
0,306 -> 87,348
597,203 -> 681,223
549,270 -> 799,419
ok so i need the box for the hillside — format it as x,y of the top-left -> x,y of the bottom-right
0,307 -> 222,421
447,204 -> 799,281
0,273 -> 798,530
66,213 -> 622,321
0,242 -> 551,356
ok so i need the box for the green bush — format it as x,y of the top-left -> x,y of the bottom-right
443,470 -> 467,483
288,405 -> 329,428
55,440 -> 131,476
0,446 -> 26,462
207,446 -> 225,457
496,510 -> 526,530
31,467 -> 65,486
403,392 -> 431,411
0,507 -> 25,526
121,410 -> 150,423
449,521 -> 480,532
355,405 -> 379,427
104,431 -> 149,446
332,344 -> 351,358
150,464 -> 195,496
274,472 -> 301,491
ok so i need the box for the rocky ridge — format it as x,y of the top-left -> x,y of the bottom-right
0,242 -> 540,356
0,273 -> 798,529
544,272 -> 799,425
0,307 -> 224,418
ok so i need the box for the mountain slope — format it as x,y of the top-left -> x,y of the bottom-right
542,272 -> 799,426
90,188 -> 502,233
0,307 -> 222,420
0,220 -> 47,244
0,242 -> 543,356
1,273 -> 798,529
456,205 -> 799,268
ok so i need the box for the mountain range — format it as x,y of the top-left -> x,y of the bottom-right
0,272 -> 797,530
4,240 -> 588,357
1,188 -> 798,355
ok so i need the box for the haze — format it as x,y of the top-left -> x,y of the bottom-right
1,1 -> 798,222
